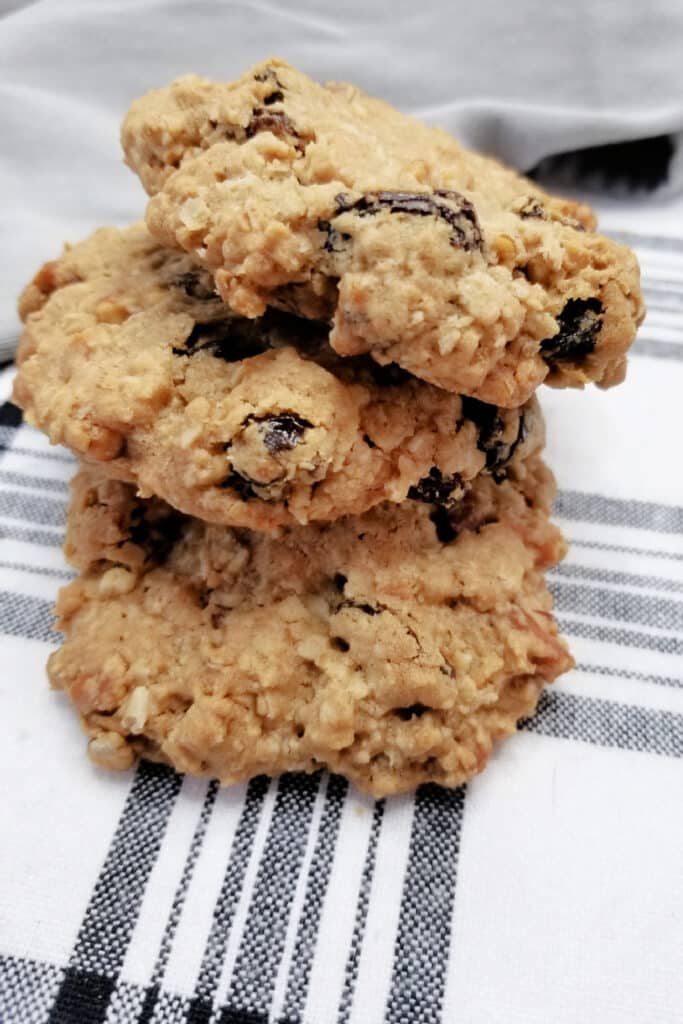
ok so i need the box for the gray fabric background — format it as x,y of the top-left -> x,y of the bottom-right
2,0 -> 682,358
3,0 -> 682,164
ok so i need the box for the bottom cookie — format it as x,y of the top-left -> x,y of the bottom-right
49,456 -> 572,797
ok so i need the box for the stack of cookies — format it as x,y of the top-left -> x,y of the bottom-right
13,60 -> 644,797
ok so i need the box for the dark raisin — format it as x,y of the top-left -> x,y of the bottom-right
254,66 -> 283,86
223,127 -> 238,142
238,307 -> 330,354
508,410 -> 527,463
127,508 -> 184,564
332,637 -> 350,652
171,270 -> 215,300
335,593 -> 378,614
492,409 -> 528,483
408,467 -> 464,507
430,506 -> 458,544
219,470 -> 257,500
393,704 -> 429,720
541,297 -> 603,365
484,444 -> 510,473
172,319 -> 270,361
461,396 -> 510,470
333,574 -> 348,591
318,219 -> 352,254
247,413 -> 312,455
173,308 -> 327,359
362,434 -> 377,448
337,597 -> 378,616
460,396 -> 502,440
263,90 -> 285,105
246,108 -> 300,141
515,195 -> 585,231
517,198 -> 546,220
333,189 -> 483,251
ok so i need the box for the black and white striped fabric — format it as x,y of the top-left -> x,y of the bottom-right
1,211 -> 682,1024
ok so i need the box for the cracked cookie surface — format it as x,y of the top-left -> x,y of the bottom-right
14,223 -> 540,531
123,57 -> 644,407
49,455 -> 572,797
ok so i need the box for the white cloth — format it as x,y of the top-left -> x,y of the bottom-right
0,366 -> 15,405
1,200 -> 683,1022
3,0 -> 683,358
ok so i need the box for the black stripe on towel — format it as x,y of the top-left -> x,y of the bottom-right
137,781 -> 220,1023
279,774 -> 349,1021
47,762 -> 182,1024
187,776 -> 270,1024
556,490 -> 683,535
521,690 -> 683,758
337,799 -> 385,1024
384,786 -> 466,1024
220,772 -> 321,1022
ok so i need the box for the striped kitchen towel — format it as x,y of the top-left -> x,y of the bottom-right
1,212 -> 682,1024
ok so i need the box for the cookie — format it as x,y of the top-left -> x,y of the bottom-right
14,223 -> 541,532
49,455 -> 572,797
122,58 -> 644,407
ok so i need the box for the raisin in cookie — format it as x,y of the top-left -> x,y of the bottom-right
49,455 -> 572,797
14,223 -> 540,532
122,58 -> 644,407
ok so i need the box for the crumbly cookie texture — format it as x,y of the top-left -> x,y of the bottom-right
49,456 -> 572,797
122,58 -> 644,407
14,223 -> 541,531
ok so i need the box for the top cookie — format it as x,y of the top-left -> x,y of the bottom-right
14,223 -> 539,532
122,58 -> 644,407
